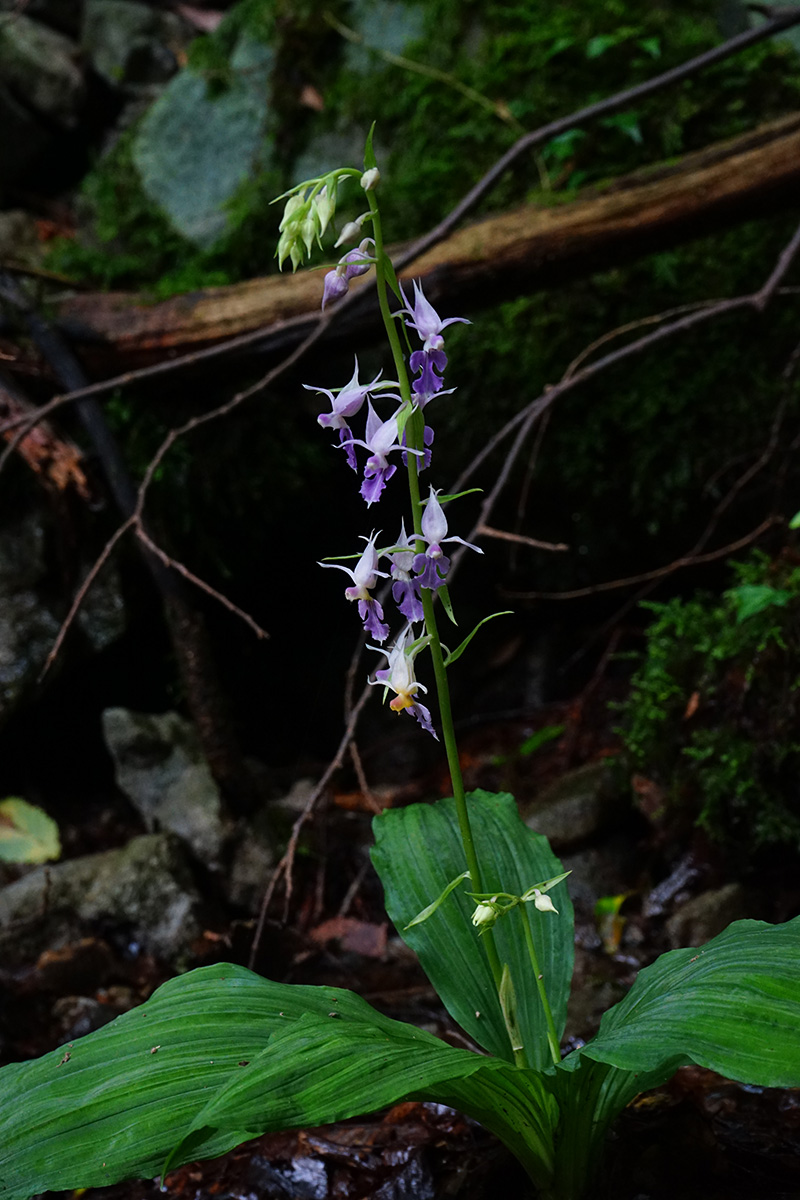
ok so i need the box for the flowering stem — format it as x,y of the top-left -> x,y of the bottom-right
518,903 -> 561,1066
367,190 -> 505,997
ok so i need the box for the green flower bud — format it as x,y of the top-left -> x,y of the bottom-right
315,184 -> 335,237
279,192 -> 305,232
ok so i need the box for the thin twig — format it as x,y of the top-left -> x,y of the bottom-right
248,682 -> 372,964
451,217 -> 800,506
135,528 -> 269,640
40,518 -> 134,677
337,859 -> 370,919
477,524 -> 568,551
511,407 -> 552,573
504,516 -> 781,600
560,299 -> 721,381
349,741 -> 382,814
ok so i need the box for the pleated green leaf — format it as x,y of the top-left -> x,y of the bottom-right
0,963 -> 451,1199
580,916 -> 800,1086
174,1010 -> 560,1191
371,790 -> 573,1069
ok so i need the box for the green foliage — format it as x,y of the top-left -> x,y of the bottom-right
580,916 -> 800,1086
617,551 -> 800,852
326,0 -> 800,235
372,789 -> 574,1070
0,798 -> 60,863
2,792 -> 800,1200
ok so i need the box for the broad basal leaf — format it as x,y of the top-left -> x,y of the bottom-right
0,964 -> 451,1199
371,790 -> 573,1069
580,916 -> 800,1087
176,1012 -> 560,1195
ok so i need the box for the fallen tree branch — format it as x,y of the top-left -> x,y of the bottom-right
54,112 -> 800,370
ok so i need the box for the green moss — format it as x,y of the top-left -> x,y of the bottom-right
616,551 -> 800,856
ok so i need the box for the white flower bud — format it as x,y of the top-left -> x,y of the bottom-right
532,889 -> 558,915
472,901 -> 498,928
360,167 -> 381,191
335,220 -> 363,249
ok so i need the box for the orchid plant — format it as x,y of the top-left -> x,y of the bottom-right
1,135 -> 800,1200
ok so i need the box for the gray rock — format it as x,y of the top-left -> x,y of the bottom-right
82,0 -> 187,88
0,513 -> 61,727
102,707 -> 226,863
665,882 -> 756,949
0,833 -> 202,960
132,34 -> 274,246
343,0 -> 426,74
0,509 -> 126,728
0,14 -> 84,126
227,818 -> 276,913
76,561 -> 126,653
524,760 -> 626,850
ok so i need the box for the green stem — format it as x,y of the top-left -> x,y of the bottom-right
367,191 -> 505,998
519,903 -> 561,1066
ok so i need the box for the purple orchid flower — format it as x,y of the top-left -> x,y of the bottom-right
388,520 -> 424,623
413,486 -> 483,591
399,280 -> 470,353
346,401 -> 420,506
369,628 -> 438,739
319,530 -> 389,642
410,347 -> 448,396
306,358 -> 382,470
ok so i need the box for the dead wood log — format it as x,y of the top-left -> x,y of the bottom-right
56,112 -> 800,372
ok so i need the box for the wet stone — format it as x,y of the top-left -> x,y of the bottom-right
102,707 -> 226,865
0,832 -> 203,962
523,760 -> 627,850
665,882 -> 759,948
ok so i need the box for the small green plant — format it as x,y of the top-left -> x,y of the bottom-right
2,142 -> 800,1200
0,798 -> 60,864
618,551 -> 800,853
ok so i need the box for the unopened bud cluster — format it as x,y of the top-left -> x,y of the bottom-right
470,875 -> 569,931
275,166 -> 380,277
